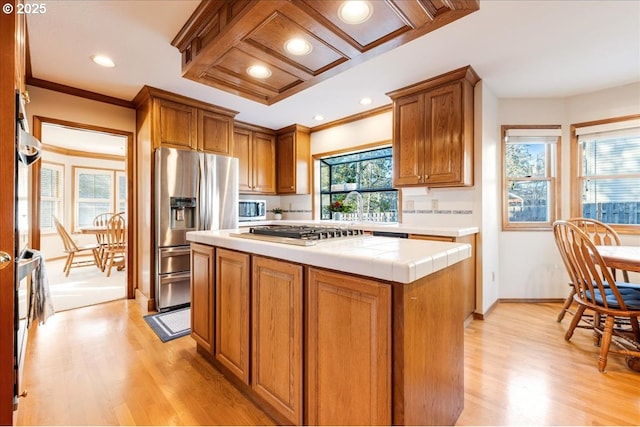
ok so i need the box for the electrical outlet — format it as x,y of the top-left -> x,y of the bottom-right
432,199 -> 438,210
405,200 -> 415,210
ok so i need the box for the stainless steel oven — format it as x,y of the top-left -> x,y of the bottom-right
239,199 -> 267,222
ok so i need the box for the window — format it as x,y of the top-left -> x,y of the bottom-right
116,171 -> 127,214
502,126 -> 560,230
572,116 -> 640,229
40,162 -> 64,232
319,146 -> 398,222
73,167 -> 122,229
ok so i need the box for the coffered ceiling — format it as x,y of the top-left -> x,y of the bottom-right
172,0 -> 479,104
25,1 -> 640,130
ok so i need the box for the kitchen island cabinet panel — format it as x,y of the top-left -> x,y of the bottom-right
306,268 -> 391,426
190,243 -> 215,355
215,248 -> 250,384
252,257 -> 303,425
409,234 -> 476,320
393,261 -> 464,425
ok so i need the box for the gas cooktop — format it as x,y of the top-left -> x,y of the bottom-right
230,225 -> 367,246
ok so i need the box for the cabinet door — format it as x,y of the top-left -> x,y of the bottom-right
252,132 -> 276,194
252,257 -> 303,425
424,82 -> 464,186
232,128 -> 253,193
198,109 -> 233,155
156,98 -> 197,149
277,129 -> 310,195
306,268 -> 391,426
215,248 -> 250,384
190,243 -> 215,354
392,94 -> 424,186
276,131 -> 296,193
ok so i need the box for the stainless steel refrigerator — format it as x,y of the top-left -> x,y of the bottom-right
155,147 -> 238,311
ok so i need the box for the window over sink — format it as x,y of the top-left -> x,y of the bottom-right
318,146 -> 398,222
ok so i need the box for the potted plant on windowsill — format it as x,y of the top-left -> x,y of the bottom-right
270,208 -> 283,220
328,201 -> 345,221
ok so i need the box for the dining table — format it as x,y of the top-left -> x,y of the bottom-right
595,245 -> 640,274
595,244 -> 640,373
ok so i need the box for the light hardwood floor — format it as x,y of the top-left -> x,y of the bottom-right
15,300 -> 640,426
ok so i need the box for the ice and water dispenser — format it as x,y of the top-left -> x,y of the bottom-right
170,197 -> 196,230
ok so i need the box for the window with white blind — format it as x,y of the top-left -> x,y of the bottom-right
74,167 -> 116,230
40,162 -> 64,232
116,171 -> 127,214
572,116 -> 640,228
502,126 -> 561,230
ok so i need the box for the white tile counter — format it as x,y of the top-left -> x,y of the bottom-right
238,219 -> 479,238
187,229 -> 471,284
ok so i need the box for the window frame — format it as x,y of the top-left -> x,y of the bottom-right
570,114 -> 640,233
39,161 -> 65,234
501,125 -> 561,231
72,166 -> 124,231
313,141 -> 399,222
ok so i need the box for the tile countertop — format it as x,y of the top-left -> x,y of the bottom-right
237,219 -> 479,238
187,229 -> 471,284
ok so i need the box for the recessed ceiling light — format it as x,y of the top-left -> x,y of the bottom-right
91,54 -> 115,68
359,97 -> 372,105
285,38 -> 313,56
338,1 -> 373,25
313,115 -> 325,121
247,65 -> 272,79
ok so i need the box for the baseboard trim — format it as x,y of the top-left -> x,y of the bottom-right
472,298 -> 564,320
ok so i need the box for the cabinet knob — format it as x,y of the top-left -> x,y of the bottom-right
290,186 -> 294,189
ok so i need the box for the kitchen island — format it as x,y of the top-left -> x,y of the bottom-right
187,229 -> 471,426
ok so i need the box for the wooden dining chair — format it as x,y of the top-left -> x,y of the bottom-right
103,213 -> 126,277
556,217 -> 630,323
553,220 -> 640,372
92,212 -> 113,271
53,216 -> 101,277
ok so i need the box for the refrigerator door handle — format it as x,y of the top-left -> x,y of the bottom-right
198,154 -> 209,231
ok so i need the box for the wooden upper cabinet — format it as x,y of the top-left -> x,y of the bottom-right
135,86 -> 237,152
198,109 -> 234,155
276,125 -> 311,195
156,98 -> 197,149
388,66 -> 479,188
233,124 -> 276,194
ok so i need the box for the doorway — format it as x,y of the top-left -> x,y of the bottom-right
33,117 -> 135,310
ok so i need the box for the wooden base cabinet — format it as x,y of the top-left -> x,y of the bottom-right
306,268 -> 392,426
190,243 -> 215,355
252,257 -> 303,425
215,248 -> 250,384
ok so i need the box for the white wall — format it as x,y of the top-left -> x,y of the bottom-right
477,82 -> 501,314
498,82 -> 640,300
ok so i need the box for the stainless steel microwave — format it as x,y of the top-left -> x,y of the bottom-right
238,199 -> 267,222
